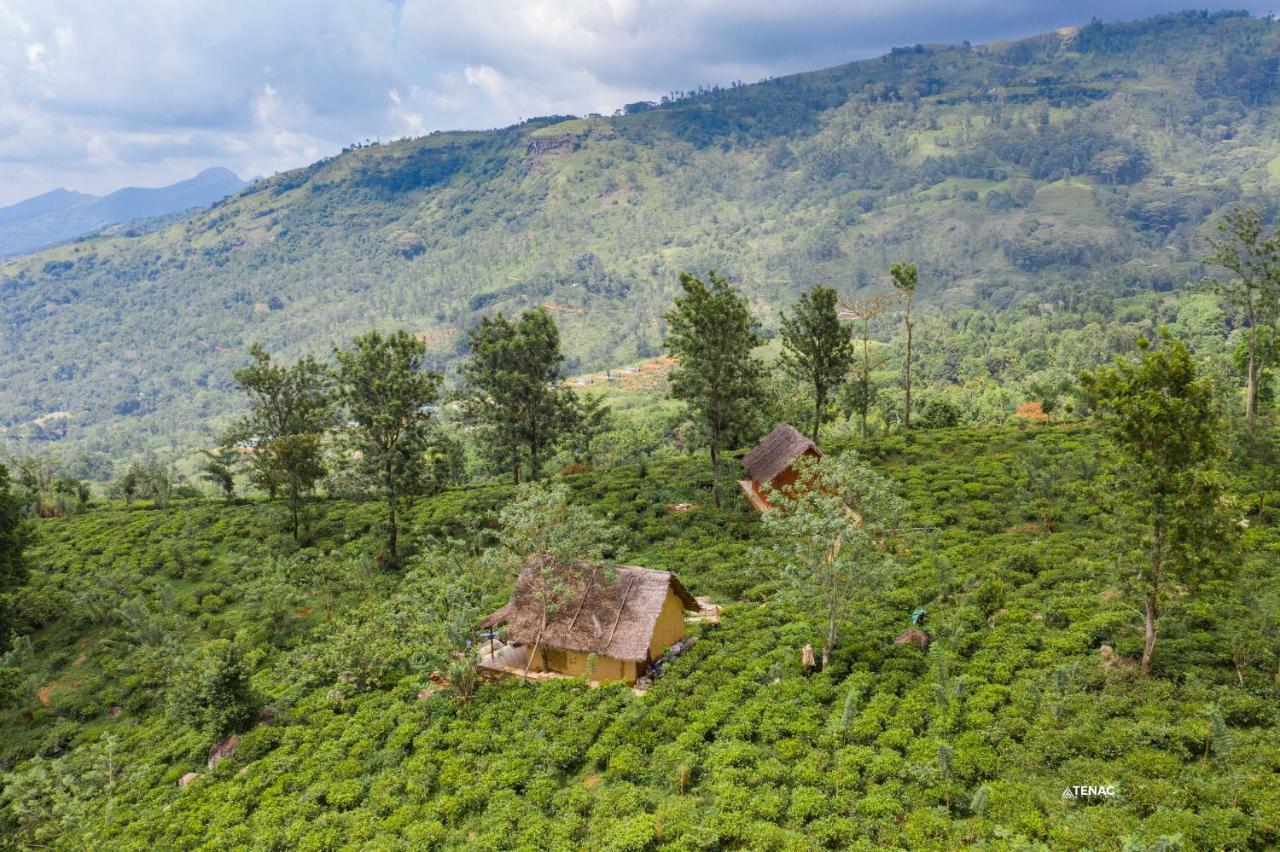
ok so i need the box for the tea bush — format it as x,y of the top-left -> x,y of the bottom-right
0,426 -> 1278,848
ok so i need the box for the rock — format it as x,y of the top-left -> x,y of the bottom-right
179,771 -> 199,789
109,706 -> 123,717
894,629 -> 930,650
801,644 -> 816,669
1100,644 -> 1136,671
207,734 -> 241,770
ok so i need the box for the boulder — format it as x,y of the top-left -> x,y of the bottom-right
179,771 -> 199,789
1100,644 -> 1136,671
894,629 -> 930,650
207,734 -> 241,770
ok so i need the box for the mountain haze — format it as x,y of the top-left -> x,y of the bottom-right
2,10 -> 1279,464
0,167 -> 246,259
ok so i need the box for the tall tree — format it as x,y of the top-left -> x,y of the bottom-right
780,285 -> 855,443
665,271 -> 765,507
200,447 -> 239,503
762,453 -> 906,668
335,329 -> 443,566
1203,207 -> 1280,430
229,344 -> 334,541
0,462 -> 27,641
839,291 -> 894,439
566,392 -> 613,467
1081,332 -> 1237,676
462,309 -> 575,483
490,483 -> 618,676
891,262 -> 919,429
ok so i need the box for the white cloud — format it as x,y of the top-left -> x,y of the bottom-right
0,0 -> 1271,205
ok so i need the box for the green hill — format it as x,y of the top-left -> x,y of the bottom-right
2,425 -> 1278,848
4,11 -> 1280,468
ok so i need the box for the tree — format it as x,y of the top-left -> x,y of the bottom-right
665,271 -> 765,507
1081,332 -> 1237,675
780,285 -> 855,443
489,483 -> 619,676
762,453 -> 906,668
566,392 -> 613,467
335,329 -> 444,566
838,291 -> 895,439
0,462 -> 27,641
462,309 -> 576,483
228,344 -> 334,541
114,459 -> 174,507
199,448 -> 239,503
1203,207 -> 1280,430
891,262 -> 919,429
166,639 -> 256,739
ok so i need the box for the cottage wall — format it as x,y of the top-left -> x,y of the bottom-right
543,648 -> 637,683
649,588 -> 687,660
761,447 -> 822,499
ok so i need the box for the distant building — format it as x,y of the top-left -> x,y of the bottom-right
738,422 -> 822,513
481,557 -> 698,684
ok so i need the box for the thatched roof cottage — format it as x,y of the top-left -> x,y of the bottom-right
738,422 -> 822,512
482,557 -> 699,684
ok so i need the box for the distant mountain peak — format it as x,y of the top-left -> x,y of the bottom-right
0,167 -> 247,258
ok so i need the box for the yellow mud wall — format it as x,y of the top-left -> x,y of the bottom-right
649,588 -> 687,660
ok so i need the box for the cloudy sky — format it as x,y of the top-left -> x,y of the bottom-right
0,1 -> 1270,206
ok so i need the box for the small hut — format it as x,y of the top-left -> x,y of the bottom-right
738,422 -> 822,512
481,557 -> 699,684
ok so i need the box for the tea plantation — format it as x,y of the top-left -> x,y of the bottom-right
2,426 -> 1279,849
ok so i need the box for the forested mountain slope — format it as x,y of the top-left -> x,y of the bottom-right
3,11 -> 1280,465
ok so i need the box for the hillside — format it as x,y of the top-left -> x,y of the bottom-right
4,11 -> 1280,467
0,168 -> 247,260
2,425 -> 1277,848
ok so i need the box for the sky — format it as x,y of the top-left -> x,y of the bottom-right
0,1 -> 1272,206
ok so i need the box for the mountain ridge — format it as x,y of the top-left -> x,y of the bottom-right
0,167 -> 246,259
1,10 -> 1277,466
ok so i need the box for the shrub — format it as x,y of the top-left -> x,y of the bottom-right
166,639 -> 256,738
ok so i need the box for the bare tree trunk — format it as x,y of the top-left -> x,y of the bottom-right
1141,592 -> 1157,677
710,439 -> 722,509
813,392 -> 823,444
387,493 -> 398,564
1246,315 -> 1259,430
861,320 -> 870,440
903,308 -> 914,430
523,610 -> 548,680
1142,530 -> 1164,676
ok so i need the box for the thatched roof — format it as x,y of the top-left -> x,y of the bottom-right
481,558 -> 698,662
741,422 -> 821,483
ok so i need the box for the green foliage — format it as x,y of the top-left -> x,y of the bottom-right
779,285 -> 855,443
0,462 -> 26,639
461,308 -> 577,482
761,452 -> 906,666
1082,332 -> 1237,674
665,271 -> 764,506
166,639 -> 255,740
334,329 -> 444,564
198,447 -> 237,502
0,426 -> 1278,848
1203,206 -> 1280,427
228,344 -> 335,540
8,14 -> 1280,468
